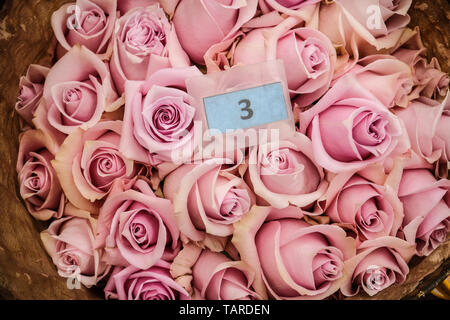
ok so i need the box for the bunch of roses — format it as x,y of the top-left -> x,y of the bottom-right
14,0 -> 449,300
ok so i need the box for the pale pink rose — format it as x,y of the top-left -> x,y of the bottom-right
172,0 -> 258,64
105,261 -> 190,300
397,95 -> 450,178
232,206 -> 356,299
341,237 -> 415,296
95,178 -> 180,269
52,0 -> 117,58
52,120 -> 138,213
299,74 -> 404,173
110,4 -> 190,94
325,173 -> 404,244
41,204 -> 110,287
164,158 -> 256,250
246,132 -> 327,209
117,0 -> 158,14
120,67 -> 202,165
345,55 -> 414,108
15,64 -> 49,126
37,45 -> 118,137
170,244 -> 261,300
396,168 -> 450,256
16,129 -> 64,221
234,21 -> 336,109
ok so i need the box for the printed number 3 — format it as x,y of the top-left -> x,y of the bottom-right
239,99 -> 253,120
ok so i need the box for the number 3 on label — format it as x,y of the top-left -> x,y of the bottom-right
239,99 -> 253,120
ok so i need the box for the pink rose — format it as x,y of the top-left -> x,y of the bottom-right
246,132 -> 327,209
40,204 -> 110,287
16,129 -> 64,221
299,75 -> 404,173
164,158 -> 255,250
37,45 -> 118,137
346,55 -> 414,108
396,168 -> 450,256
15,64 -> 49,126
117,0 -> 158,14
96,178 -> 180,269
234,22 -> 336,109
232,206 -> 356,299
52,121 -> 138,213
397,95 -> 450,178
110,4 -> 190,94
325,173 -> 404,244
341,237 -> 415,296
120,67 -> 202,165
172,0 -> 258,64
52,0 -> 117,58
105,261 -> 190,300
170,244 -> 261,300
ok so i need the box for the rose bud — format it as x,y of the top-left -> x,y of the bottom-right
110,4 -> 190,94
52,120 -> 138,213
232,206 -> 356,299
52,0 -> 117,58
325,173 -> 404,244
105,261 -> 190,300
396,168 -> 450,256
246,132 -> 328,209
15,64 -> 49,126
397,95 -> 450,178
234,21 -> 336,109
16,129 -> 64,221
95,178 -> 180,269
299,74 -> 404,173
164,158 -> 255,251
170,243 -> 261,300
120,66 -> 202,166
341,237 -> 415,297
172,0 -> 258,64
41,204 -> 110,287
37,45 -> 118,139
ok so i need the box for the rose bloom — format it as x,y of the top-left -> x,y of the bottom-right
232,206 -> 356,299
396,168 -> 450,256
105,261 -> 190,300
172,0 -> 258,64
170,244 -> 261,300
341,236 -> 415,297
95,178 -> 180,269
16,129 -> 64,221
246,132 -> 327,209
397,95 -> 450,178
41,204 -> 110,287
36,45 -> 117,139
15,64 -> 49,126
110,4 -> 190,94
52,0 -> 117,58
120,66 -> 202,165
325,173 -> 404,244
164,158 -> 255,250
298,74 -> 404,173
234,22 -> 336,109
52,120 -> 138,213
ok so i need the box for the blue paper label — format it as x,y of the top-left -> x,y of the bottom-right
203,82 -> 289,134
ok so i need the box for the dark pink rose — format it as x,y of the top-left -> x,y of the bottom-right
15,64 -> 49,125
299,74 -> 404,173
105,261 -> 190,300
170,244 -> 261,300
232,206 -> 356,299
16,129 -> 64,221
341,236 -> 415,296
96,178 -> 180,269
52,0 -> 117,58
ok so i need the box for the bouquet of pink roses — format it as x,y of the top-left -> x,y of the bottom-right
15,0 -> 449,300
